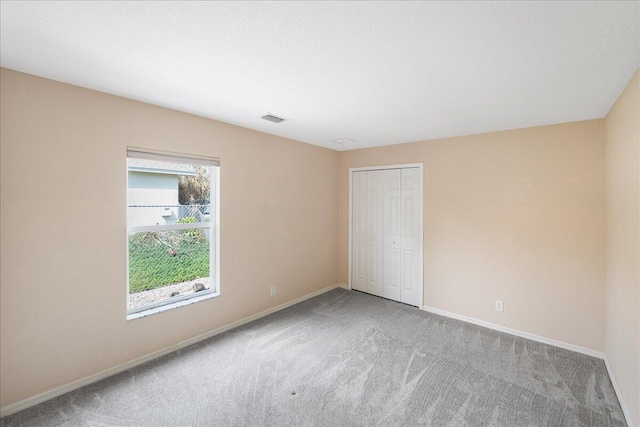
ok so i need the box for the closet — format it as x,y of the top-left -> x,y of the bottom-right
351,166 -> 422,307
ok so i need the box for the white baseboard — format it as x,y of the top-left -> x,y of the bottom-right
603,355 -> 635,427
0,284 -> 340,419
420,305 -> 604,359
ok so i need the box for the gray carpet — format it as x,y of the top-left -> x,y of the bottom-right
1,288 -> 626,426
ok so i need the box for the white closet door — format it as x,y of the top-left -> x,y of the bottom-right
351,166 -> 422,307
400,168 -> 421,306
383,169 -> 402,301
351,171 -> 367,292
366,171 -> 384,296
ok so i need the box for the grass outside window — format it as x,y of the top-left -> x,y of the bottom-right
128,227 -> 210,293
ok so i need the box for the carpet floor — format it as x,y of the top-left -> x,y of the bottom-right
1,288 -> 627,426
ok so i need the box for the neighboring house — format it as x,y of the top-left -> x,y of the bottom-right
127,159 -> 197,226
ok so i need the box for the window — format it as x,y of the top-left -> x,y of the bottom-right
126,148 -> 220,318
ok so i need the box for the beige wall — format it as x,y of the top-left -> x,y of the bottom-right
2,65 -> 636,419
338,120 -> 606,351
0,68 -> 339,408
605,69 -> 640,425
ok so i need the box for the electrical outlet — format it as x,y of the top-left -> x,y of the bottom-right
495,300 -> 504,312
270,286 -> 276,296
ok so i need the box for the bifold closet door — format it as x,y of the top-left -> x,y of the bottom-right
351,171 -> 367,292
399,168 -> 421,307
352,167 -> 421,306
365,171 -> 384,296
382,169 -> 401,302
351,170 -> 383,296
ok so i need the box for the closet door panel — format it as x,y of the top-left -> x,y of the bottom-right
366,171 -> 384,296
400,168 -> 421,306
351,171 -> 367,292
383,169 -> 401,301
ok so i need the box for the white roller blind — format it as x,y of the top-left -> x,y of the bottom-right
127,147 -> 220,167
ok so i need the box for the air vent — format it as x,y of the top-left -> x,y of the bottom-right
332,138 -> 357,145
261,114 -> 286,123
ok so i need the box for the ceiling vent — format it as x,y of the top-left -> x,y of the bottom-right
261,114 -> 286,123
332,138 -> 357,145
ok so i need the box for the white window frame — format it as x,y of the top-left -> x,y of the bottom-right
125,147 -> 220,320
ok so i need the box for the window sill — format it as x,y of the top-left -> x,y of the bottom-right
127,290 -> 220,320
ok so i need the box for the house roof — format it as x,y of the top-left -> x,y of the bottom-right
127,159 -> 197,176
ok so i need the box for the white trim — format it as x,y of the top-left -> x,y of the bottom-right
349,163 -> 423,172
213,165 -> 221,296
128,166 -> 197,176
127,222 -> 212,233
420,305 -> 605,359
127,146 -> 220,167
347,163 -> 424,307
415,166 -> 424,307
126,154 -> 131,312
126,289 -> 219,318
604,355 -> 635,427
348,169 -> 353,290
0,284 -> 340,419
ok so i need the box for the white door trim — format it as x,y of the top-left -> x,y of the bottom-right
348,163 -> 424,307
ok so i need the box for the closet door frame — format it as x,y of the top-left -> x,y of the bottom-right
348,163 -> 424,308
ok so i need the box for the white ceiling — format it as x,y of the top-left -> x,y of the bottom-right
1,1 -> 638,151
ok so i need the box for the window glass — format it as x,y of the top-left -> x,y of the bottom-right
126,153 -> 218,314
